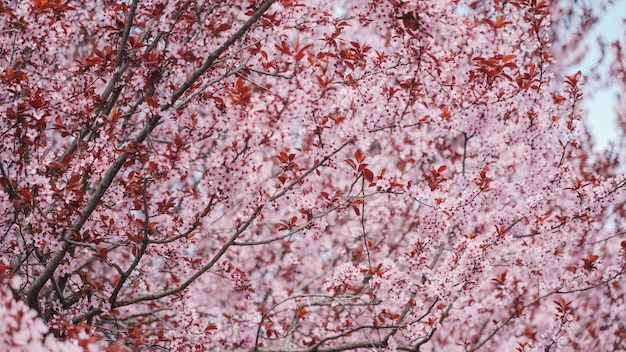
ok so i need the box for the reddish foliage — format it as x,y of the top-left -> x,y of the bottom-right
0,0 -> 625,351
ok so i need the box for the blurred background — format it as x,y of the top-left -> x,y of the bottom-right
582,0 -> 625,151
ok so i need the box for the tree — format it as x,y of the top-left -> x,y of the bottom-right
1,0 -> 625,350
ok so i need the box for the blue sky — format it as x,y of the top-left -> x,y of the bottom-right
582,0 -> 626,151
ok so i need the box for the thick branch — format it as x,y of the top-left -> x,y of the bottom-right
26,116 -> 161,311
115,0 -> 139,67
165,0 -> 278,109
27,0 -> 279,314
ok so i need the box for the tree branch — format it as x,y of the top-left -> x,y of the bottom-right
165,0 -> 278,109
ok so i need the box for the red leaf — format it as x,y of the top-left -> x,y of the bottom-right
18,187 -> 32,202
296,307 -> 308,318
565,71 -> 581,86
485,15 -> 511,29
553,297 -> 572,314
1,68 -> 28,82
214,23 -> 232,36
439,105 -> 450,119
33,0 -> 49,10
502,54 -> 516,62
582,253 -> 599,271
400,12 -> 419,31
144,95 -> 159,107
363,168 -> 374,182
354,149 -> 366,164
295,44 -> 313,61
491,271 -> 507,285
236,77 -> 244,92
277,152 -> 289,163
275,40 -> 291,55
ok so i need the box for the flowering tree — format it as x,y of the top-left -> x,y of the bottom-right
1,0 -> 625,350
